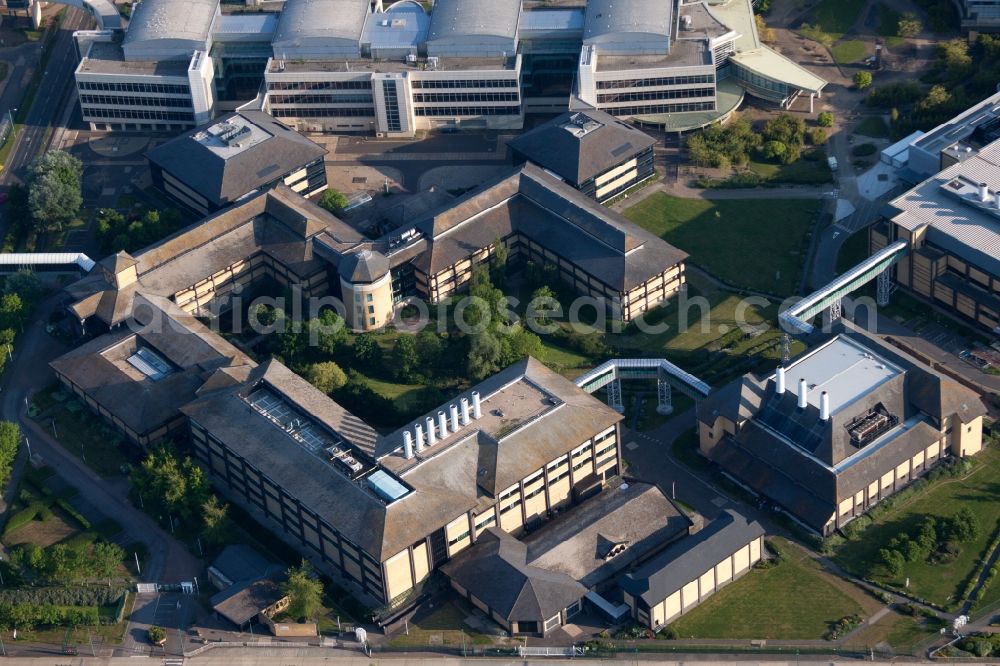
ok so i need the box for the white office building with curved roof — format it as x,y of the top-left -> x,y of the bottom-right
72,0 -> 827,135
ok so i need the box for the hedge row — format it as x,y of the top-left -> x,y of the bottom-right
0,603 -> 99,629
0,586 -> 126,607
2,501 -> 51,536
55,498 -> 90,530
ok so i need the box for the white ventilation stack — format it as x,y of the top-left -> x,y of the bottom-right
775,367 -> 786,394
414,422 -> 425,453
460,398 -> 471,426
425,416 -> 437,446
980,182 -> 990,202
797,378 -> 808,409
820,391 -> 831,421
437,411 -> 448,439
995,192 -> 1000,209
449,404 -> 460,432
403,431 -> 414,459
471,391 -> 482,419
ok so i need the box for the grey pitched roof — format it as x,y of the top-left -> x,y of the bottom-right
273,0 -> 370,48
50,293 -> 255,436
210,578 -> 286,626
146,112 -> 327,208
441,528 -> 586,622
338,249 -> 389,283
508,110 -> 655,185
619,510 -> 764,606
210,545 -> 280,586
408,164 -> 687,292
523,482 -> 689,587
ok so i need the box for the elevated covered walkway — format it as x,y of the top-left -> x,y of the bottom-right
575,358 -> 710,414
0,253 -> 96,272
780,240 -> 908,335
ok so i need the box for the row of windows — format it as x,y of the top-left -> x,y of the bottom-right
81,107 -> 194,122
268,80 -> 373,91
269,94 -> 374,105
79,81 -> 190,94
80,94 -> 194,108
596,74 -> 714,90
413,92 -> 519,103
414,105 -> 520,116
597,87 -> 715,104
270,107 -> 374,118
606,101 -> 715,116
411,79 -> 518,89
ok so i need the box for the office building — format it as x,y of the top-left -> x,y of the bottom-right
961,0 -> 1000,31
872,91 -> 1000,334
146,110 -> 328,215
698,329 -> 987,535
508,109 -> 656,203
74,0 -> 826,135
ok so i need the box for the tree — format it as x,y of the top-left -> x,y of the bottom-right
816,111 -> 834,127
391,335 -> 420,382
4,271 -> 43,304
414,330 -> 443,370
0,421 -> 19,484
312,309 -> 348,355
762,140 -> 787,161
854,71 -> 873,89
25,150 -> 83,232
490,237 -> 509,288
467,330 -> 503,380
947,508 -> 980,543
318,189 -> 349,215
148,625 -> 166,645
501,327 -> 542,365
530,285 -> 559,326
200,496 -> 236,547
879,548 -> 905,577
129,447 -> 210,529
282,560 -> 324,621
0,293 -> 23,330
762,114 -> 806,164
897,12 -> 922,37
353,332 -> 382,367
307,361 -> 348,394
917,84 -> 952,112
90,541 -> 125,579
754,14 -> 775,42
808,128 -> 828,145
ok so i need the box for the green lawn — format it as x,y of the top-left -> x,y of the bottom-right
536,337 -> 593,376
842,609 -> 942,654
831,39 -> 868,64
622,193 -> 820,296
30,385 -> 141,477
670,538 -> 879,639
747,153 -> 834,185
610,274 -> 807,387
836,229 -> 870,274
833,448 -> 1000,609
798,0 -> 865,45
855,116 -> 890,138
386,600 -> 497,648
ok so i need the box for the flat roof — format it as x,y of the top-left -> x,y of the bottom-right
266,55 -> 514,73
597,39 -> 712,70
911,90 -> 1000,156
782,336 -> 901,416
78,41 -> 190,76
887,140 -> 1000,277
518,8 -> 585,33
362,2 -> 430,50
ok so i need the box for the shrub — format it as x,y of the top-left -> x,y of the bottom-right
808,128 -> 828,145
854,71 -> 873,89
148,625 -> 166,645
55,498 -> 91,530
817,111 -> 834,127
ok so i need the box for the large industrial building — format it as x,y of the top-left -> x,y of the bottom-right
961,0 -> 1000,32
872,91 -> 1000,335
72,0 -> 826,135
697,329 -> 987,535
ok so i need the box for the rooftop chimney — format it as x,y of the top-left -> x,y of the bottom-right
425,416 -> 437,446
437,411 -> 448,440
460,398 -> 470,426
820,391 -> 831,421
403,431 -> 414,459
450,404 -> 460,432
980,182 -> 990,202
472,391 -> 482,419
775,367 -> 786,394
414,422 -> 425,453
797,378 -> 808,410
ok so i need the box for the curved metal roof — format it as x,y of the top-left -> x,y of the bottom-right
124,0 -> 219,45
583,0 -> 672,42
427,0 -> 520,42
273,0 -> 370,47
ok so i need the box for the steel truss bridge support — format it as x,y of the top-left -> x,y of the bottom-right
828,296 -> 843,324
574,358 -> 710,414
876,265 -> 896,307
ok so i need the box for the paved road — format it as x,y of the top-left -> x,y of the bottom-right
1,7 -> 90,189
